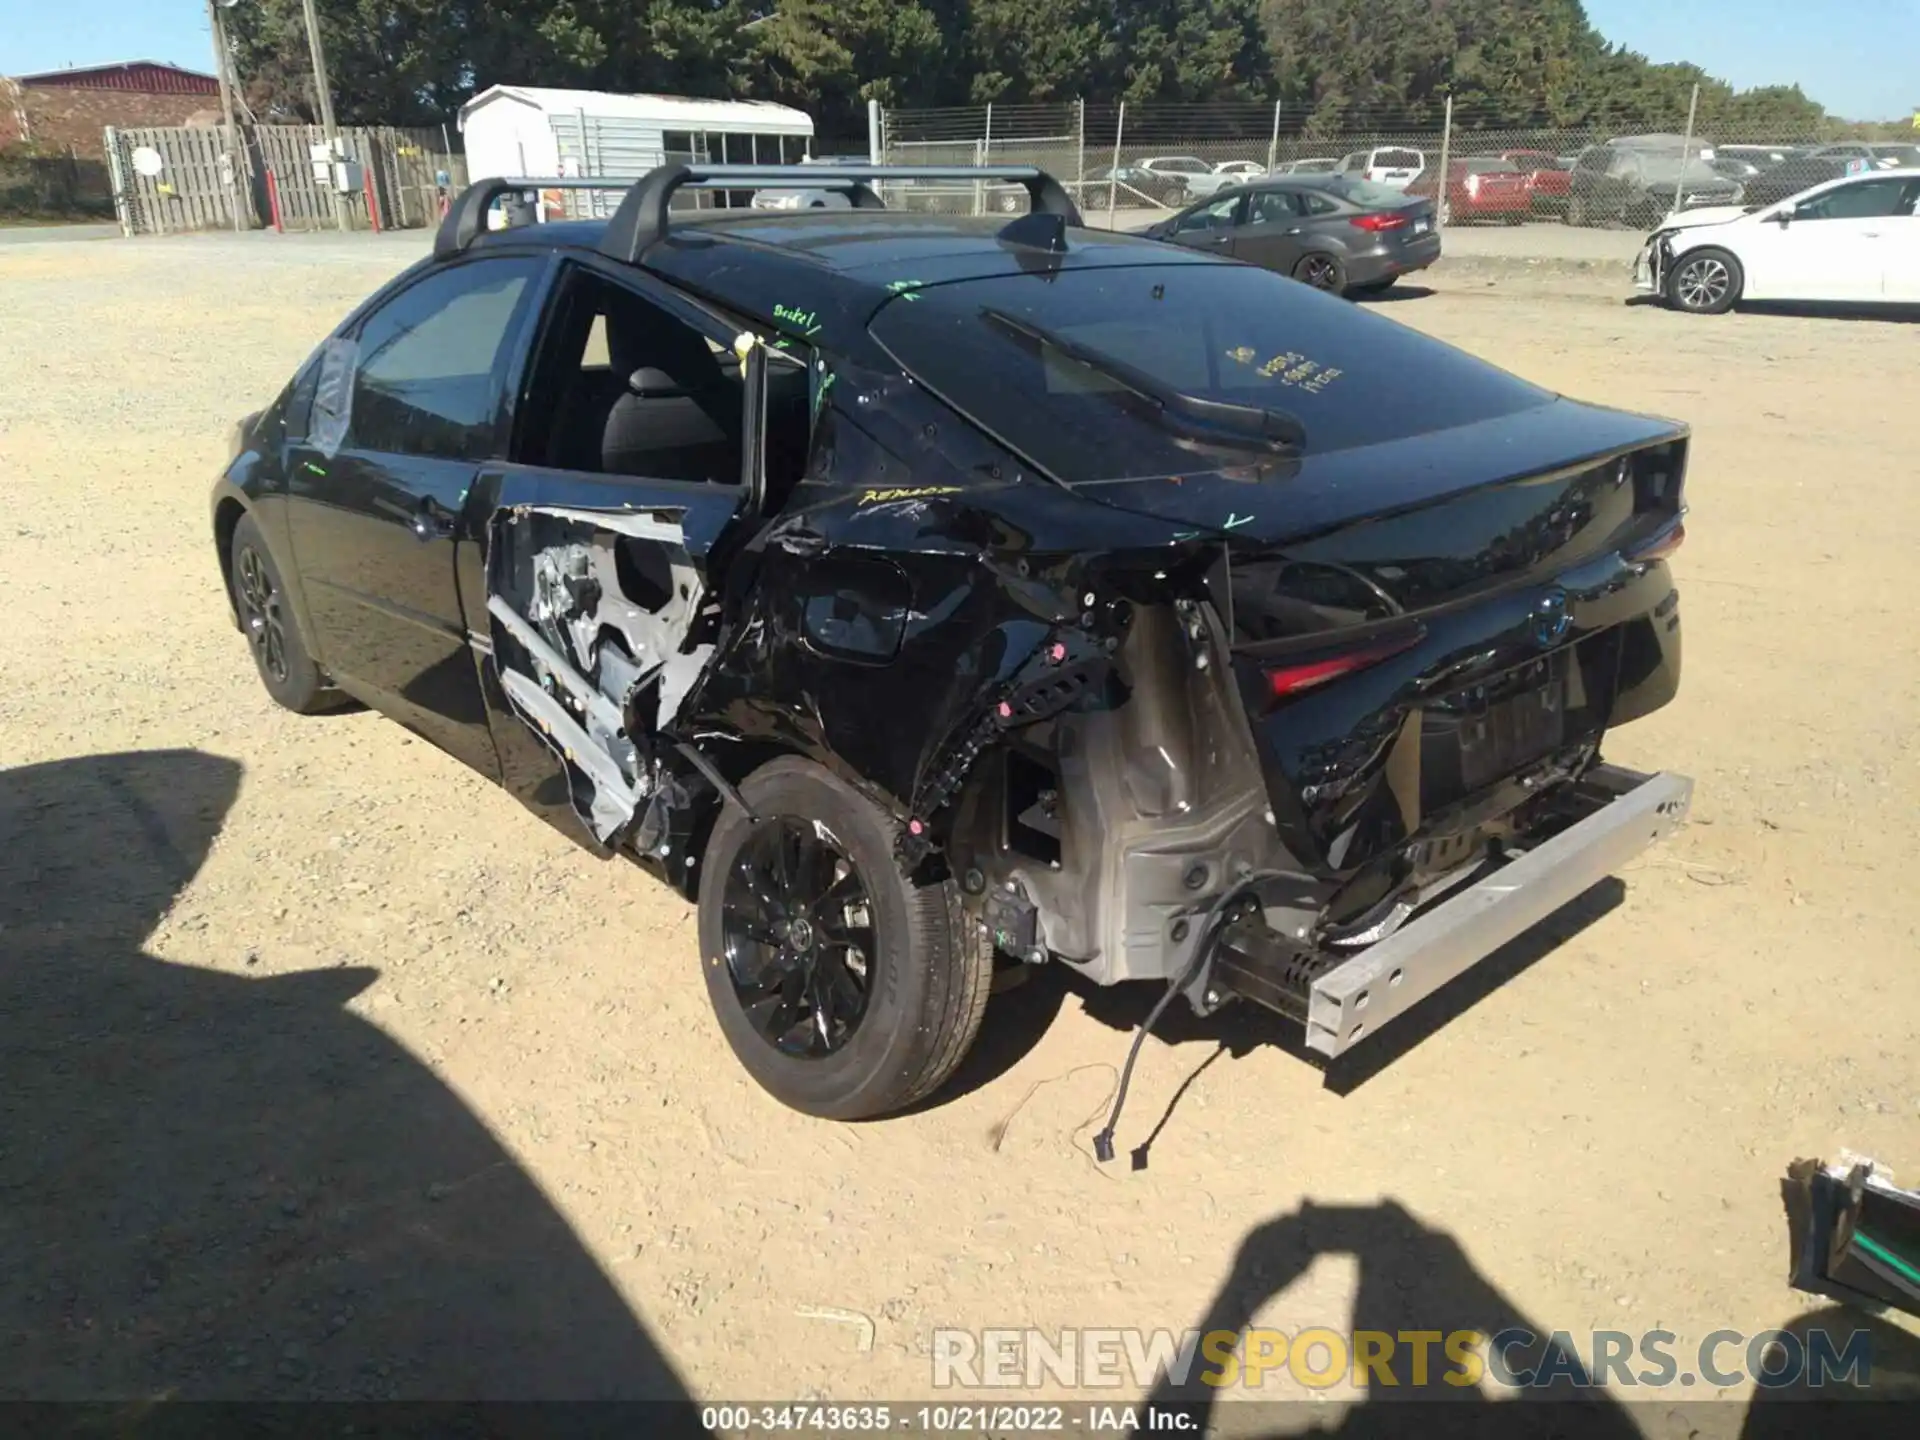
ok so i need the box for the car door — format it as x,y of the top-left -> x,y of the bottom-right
1165,193 -> 1246,255
467,257 -> 777,845
1747,178 -> 1916,301
283,252 -> 549,773
1875,179 -> 1920,299
1229,187 -> 1312,272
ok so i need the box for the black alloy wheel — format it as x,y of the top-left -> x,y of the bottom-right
236,543 -> 289,686
697,756 -> 992,1119
721,816 -> 874,1058
227,512 -> 327,713
1295,252 -> 1347,293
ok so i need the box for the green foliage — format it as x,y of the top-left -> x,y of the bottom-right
223,0 -> 1839,135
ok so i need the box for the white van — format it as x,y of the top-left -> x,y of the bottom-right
1336,147 -> 1426,189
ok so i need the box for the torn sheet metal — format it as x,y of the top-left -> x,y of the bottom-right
486,505 -> 715,847
1787,1154 -> 1920,1318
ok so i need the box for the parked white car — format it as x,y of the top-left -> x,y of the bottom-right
1137,155 -> 1234,199
1636,169 -> 1920,313
1335,147 -> 1425,189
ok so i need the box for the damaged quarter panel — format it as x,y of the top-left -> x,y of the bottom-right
683,352 -> 1195,874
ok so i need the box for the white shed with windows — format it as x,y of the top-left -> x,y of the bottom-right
458,85 -> 816,215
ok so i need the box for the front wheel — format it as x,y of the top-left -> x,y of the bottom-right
1293,251 -> 1348,295
1666,247 -> 1743,315
228,512 -> 328,713
697,757 -> 992,1120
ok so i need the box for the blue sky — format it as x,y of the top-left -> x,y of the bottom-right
2,0 -> 1915,121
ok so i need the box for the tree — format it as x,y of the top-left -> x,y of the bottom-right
743,0 -> 947,115
223,1 -> 748,126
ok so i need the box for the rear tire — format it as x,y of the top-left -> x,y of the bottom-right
228,512 -> 327,714
1666,247 -> 1743,315
697,757 -> 991,1120
1293,251 -> 1348,294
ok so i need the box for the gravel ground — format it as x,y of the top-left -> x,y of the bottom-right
3,231 -> 1918,1428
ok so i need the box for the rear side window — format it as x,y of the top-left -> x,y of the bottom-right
869,266 -> 1551,484
346,257 -> 543,461
1247,191 -> 1301,224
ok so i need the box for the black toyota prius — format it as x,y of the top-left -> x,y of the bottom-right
210,163 -> 1688,1153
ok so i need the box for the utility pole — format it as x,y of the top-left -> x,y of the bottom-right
204,0 -> 247,229
299,0 -> 349,230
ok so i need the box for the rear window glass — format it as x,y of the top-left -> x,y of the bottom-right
1376,150 -> 1422,168
1460,158 -> 1519,174
868,266 -> 1550,484
1322,177 -> 1408,207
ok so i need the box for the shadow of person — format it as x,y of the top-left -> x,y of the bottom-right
0,750 -> 701,1421
1735,1304 -> 1920,1439
1145,1199 -> 1643,1438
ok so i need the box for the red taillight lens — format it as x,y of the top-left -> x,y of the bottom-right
1628,519 -> 1686,562
1263,633 -> 1421,704
1350,212 -> 1410,232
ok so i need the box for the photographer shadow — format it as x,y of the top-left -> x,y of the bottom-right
0,749 -> 702,1427
1144,1199 -> 1644,1438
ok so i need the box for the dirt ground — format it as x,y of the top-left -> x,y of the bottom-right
3,231 -> 1918,1429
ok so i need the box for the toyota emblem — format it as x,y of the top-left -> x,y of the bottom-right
1532,589 -> 1571,647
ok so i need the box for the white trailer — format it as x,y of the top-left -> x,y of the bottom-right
458,86 -> 816,217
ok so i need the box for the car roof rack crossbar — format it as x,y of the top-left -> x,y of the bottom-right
599,163 -> 1084,263
436,163 -> 1085,263
434,176 -> 641,258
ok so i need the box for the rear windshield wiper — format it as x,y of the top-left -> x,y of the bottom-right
980,307 -> 1307,453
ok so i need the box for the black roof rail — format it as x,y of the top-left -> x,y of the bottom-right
435,163 -> 1085,263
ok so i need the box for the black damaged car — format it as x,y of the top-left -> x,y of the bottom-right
211,163 -> 1693,1151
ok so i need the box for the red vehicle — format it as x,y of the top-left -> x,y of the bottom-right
1409,157 -> 1532,223
1499,148 -> 1573,214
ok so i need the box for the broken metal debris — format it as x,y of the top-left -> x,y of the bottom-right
1787,1154 -> 1920,1318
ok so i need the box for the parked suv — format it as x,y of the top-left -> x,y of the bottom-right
1567,136 -> 1744,227
1334,147 -> 1425,189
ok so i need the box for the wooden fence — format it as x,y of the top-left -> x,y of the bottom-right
103,123 -> 466,236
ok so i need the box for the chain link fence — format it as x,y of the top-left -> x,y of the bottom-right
880,98 -> 1919,235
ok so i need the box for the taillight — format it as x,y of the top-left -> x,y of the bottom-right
1263,633 -> 1421,704
1350,212 -> 1409,232
1627,518 -> 1686,562
1465,173 -> 1482,197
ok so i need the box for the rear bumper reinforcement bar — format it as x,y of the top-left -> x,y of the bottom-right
1303,765 -> 1693,1058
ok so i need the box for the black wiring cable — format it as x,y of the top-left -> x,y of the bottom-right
1092,869 -> 1293,1165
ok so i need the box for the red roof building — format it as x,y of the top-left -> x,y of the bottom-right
2,62 -> 221,158
14,61 -> 220,96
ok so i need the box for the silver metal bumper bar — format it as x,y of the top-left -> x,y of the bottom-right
1304,765 -> 1693,1057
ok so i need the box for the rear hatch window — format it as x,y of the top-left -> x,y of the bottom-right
868,265 -> 1550,484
